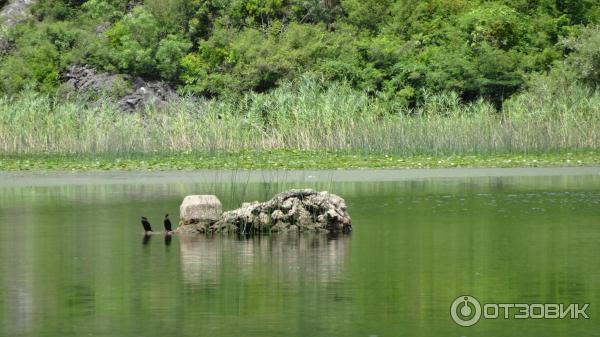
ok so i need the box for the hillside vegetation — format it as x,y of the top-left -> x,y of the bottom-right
0,0 -> 599,106
1,1 -> 600,168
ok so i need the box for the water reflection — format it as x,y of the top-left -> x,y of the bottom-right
142,234 -> 152,245
164,234 -> 172,246
2,268 -> 35,336
2,173 -> 600,337
179,234 -> 351,286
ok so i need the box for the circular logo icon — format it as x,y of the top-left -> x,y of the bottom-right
451,295 -> 482,327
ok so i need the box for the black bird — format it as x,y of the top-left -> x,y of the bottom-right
164,214 -> 172,233
141,216 -> 153,233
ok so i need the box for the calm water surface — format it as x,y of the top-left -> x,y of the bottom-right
1,169 -> 600,337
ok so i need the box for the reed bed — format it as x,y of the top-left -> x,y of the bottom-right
1,79 -> 599,156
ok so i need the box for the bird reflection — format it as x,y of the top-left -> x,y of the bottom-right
164,234 -> 172,246
179,233 -> 351,286
142,234 -> 152,245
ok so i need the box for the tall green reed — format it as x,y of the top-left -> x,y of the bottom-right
1,78 -> 598,156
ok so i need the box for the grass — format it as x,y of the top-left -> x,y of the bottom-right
0,78 -> 599,171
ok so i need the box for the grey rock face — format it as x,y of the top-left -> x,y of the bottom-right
177,195 -> 223,234
64,65 -> 126,95
119,78 -> 177,112
126,0 -> 141,11
211,189 -> 352,234
93,22 -> 111,35
1,0 -> 37,28
63,65 -> 177,112
1,0 -> 36,53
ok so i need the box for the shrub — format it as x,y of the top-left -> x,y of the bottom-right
562,25 -> 600,88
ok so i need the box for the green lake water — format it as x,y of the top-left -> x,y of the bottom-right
1,169 -> 600,336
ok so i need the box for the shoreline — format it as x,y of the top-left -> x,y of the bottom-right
1,167 -> 599,187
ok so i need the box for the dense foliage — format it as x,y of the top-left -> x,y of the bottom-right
1,0 -> 599,106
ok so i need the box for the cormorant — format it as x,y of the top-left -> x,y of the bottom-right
164,214 -> 172,233
141,216 -> 153,233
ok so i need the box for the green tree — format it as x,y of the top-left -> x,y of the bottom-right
156,35 -> 192,80
562,25 -> 600,88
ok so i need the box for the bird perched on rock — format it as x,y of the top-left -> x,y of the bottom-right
164,214 -> 172,234
141,216 -> 153,233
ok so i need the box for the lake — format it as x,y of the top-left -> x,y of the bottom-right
1,168 -> 599,336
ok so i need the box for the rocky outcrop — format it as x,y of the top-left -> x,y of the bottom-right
177,195 -> 223,234
212,189 -> 352,234
120,78 -> 177,112
126,0 -> 141,11
63,64 -> 178,112
1,0 -> 36,54
64,65 -> 128,96
175,189 -> 352,235
1,0 -> 37,28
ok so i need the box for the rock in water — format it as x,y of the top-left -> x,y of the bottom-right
177,195 -> 223,234
211,189 -> 351,234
